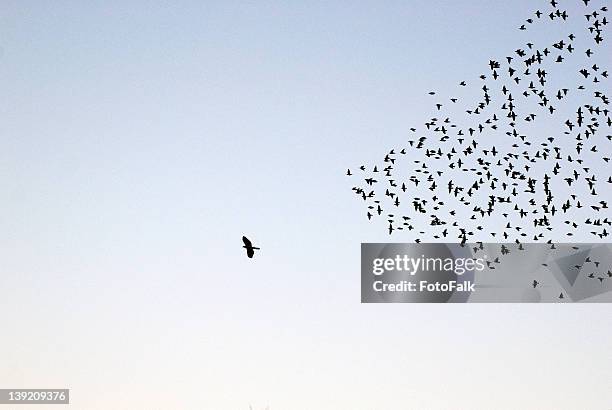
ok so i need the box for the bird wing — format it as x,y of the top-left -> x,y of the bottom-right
242,236 -> 252,248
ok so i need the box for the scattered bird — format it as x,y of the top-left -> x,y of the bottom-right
344,1 -> 612,299
346,0 -> 610,247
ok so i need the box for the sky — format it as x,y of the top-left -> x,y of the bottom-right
1,1 -> 611,409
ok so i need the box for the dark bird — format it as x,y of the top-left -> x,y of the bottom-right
344,0 -> 612,261
242,236 -> 260,258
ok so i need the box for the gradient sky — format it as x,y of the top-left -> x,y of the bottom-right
1,1 -> 611,409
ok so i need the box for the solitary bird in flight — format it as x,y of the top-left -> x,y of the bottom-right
242,236 -> 260,258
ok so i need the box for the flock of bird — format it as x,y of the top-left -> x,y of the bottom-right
348,0 -> 610,246
346,0 -> 611,298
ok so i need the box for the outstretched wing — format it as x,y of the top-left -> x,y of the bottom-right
242,236 -> 252,248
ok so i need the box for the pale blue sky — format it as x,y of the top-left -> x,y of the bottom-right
1,1 -> 611,409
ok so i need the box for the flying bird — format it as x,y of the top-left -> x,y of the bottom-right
242,236 -> 260,258
346,0 -> 610,247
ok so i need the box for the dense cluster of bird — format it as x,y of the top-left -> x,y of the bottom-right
347,0 -> 611,248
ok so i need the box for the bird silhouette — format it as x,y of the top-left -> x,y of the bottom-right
346,0 -> 611,246
344,0 -> 612,304
242,236 -> 260,258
